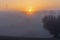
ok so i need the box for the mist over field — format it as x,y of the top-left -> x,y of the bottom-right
0,10 -> 60,38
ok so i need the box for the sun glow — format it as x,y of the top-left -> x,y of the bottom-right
28,7 -> 32,12
25,6 -> 35,16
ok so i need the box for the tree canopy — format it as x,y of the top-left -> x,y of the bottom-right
42,15 -> 60,38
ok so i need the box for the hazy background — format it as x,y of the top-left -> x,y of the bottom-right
0,10 -> 60,38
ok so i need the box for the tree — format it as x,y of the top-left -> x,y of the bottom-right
42,15 -> 60,38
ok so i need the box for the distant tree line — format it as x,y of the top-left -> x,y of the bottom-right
42,15 -> 60,38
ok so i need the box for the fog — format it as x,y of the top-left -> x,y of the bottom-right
0,10 -> 60,38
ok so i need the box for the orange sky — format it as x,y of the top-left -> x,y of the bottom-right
0,0 -> 60,11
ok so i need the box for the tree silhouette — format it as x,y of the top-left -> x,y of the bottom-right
42,15 -> 60,38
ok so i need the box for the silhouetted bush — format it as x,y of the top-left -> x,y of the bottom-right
42,15 -> 60,38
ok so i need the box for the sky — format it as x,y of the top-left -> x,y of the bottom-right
0,0 -> 60,11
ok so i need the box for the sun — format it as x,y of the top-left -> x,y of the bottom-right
28,8 -> 32,12
28,6 -> 33,12
24,6 -> 36,16
25,6 -> 34,16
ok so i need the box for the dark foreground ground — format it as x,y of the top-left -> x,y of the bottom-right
0,36 -> 60,40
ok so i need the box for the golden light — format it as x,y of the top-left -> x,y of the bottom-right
28,7 -> 32,12
0,0 -> 59,12
25,6 -> 35,16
